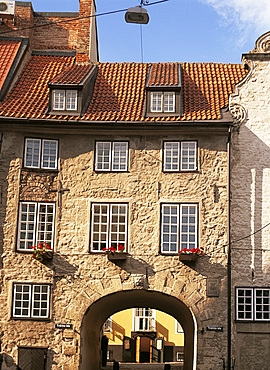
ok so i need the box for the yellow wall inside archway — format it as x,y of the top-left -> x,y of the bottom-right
105,308 -> 184,347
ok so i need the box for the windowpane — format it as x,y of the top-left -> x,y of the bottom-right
164,142 -> 180,171
110,204 -> 127,250
66,90 -> 78,110
13,284 -> 31,317
236,288 -> 253,320
91,204 -> 109,251
180,204 -> 197,250
54,90 -> 65,110
91,203 -> 128,252
112,142 -> 128,171
164,92 -> 175,112
32,285 -> 50,318
95,142 -> 111,170
18,203 -> 37,250
181,142 -> 197,171
134,308 -> 155,331
25,139 -> 41,168
37,204 -> 55,249
161,205 -> 179,253
151,92 -> 163,112
41,140 -> 58,169
255,289 -> 270,320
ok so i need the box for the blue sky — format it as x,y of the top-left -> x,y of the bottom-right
30,0 -> 270,64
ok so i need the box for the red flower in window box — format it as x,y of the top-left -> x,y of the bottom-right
103,244 -> 127,261
31,242 -> 53,262
179,248 -> 202,262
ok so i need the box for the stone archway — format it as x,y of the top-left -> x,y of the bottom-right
80,289 -> 196,370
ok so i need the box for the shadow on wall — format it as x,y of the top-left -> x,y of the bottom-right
0,353 -> 21,370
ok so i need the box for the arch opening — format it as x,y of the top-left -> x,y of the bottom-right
80,290 -> 196,370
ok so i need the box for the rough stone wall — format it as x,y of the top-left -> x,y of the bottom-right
230,51 -> 270,369
0,129 -> 229,369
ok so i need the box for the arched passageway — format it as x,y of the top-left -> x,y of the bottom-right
80,290 -> 196,370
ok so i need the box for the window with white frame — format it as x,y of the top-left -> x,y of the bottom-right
17,202 -> 55,251
133,308 -> 156,332
103,316 -> 113,333
95,141 -> 128,171
163,141 -> 197,172
175,320 -> 184,334
236,288 -> 270,321
91,203 -> 128,252
53,89 -> 77,111
151,92 -> 175,113
161,204 -> 198,253
24,138 -> 58,169
12,283 -> 50,319
176,352 -> 184,362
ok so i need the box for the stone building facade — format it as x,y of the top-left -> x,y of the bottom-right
1,2 -> 269,370
230,31 -> 270,370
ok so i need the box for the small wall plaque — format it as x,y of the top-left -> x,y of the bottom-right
207,278 -> 219,297
55,323 -> 73,329
206,326 -> 223,332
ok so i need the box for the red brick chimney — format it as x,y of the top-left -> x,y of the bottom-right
77,0 -> 98,64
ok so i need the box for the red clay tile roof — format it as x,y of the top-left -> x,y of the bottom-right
0,39 -> 21,91
0,56 -> 247,122
148,63 -> 180,87
0,54 -> 75,119
50,64 -> 93,85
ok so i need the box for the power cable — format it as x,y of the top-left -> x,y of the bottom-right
0,0 -> 169,36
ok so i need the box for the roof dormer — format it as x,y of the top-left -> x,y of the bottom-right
145,63 -> 182,117
48,64 -> 97,116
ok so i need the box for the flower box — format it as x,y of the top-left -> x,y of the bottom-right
108,253 -> 127,261
179,254 -> 198,262
31,243 -> 53,262
42,251 -> 53,260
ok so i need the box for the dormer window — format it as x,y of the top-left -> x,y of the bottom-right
145,63 -> 182,117
151,92 -> 175,113
53,90 -> 78,111
48,64 -> 97,116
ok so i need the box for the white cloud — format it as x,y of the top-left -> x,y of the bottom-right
201,0 -> 270,34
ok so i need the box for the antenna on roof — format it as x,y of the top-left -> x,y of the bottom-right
125,0 -> 150,24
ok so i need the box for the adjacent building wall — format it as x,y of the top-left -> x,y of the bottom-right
230,31 -> 270,369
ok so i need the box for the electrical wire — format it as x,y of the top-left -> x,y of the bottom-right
0,0 -> 169,36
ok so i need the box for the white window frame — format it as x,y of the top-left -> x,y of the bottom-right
164,92 -> 175,112
181,141 -> 197,171
103,316 -> 113,333
163,141 -> 197,172
12,283 -> 50,319
236,288 -> 270,321
66,90 -> 78,111
53,90 -> 65,110
53,89 -> 78,111
17,202 -> 55,251
176,352 -> 184,362
150,92 -> 175,113
175,319 -> 184,334
95,141 -> 128,172
90,203 -> 128,252
164,142 -> 180,171
24,138 -> 58,170
161,203 -> 198,253
133,308 -> 156,332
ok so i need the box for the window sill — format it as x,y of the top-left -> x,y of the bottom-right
22,167 -> 59,173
